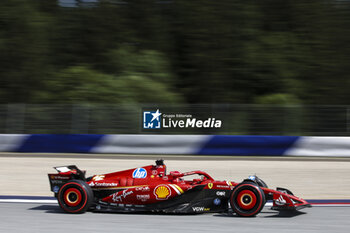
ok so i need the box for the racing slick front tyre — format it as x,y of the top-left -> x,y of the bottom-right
230,182 -> 266,217
57,180 -> 93,214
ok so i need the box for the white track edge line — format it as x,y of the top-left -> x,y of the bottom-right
0,199 -> 57,203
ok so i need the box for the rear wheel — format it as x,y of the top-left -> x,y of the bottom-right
58,180 -> 93,214
230,182 -> 265,217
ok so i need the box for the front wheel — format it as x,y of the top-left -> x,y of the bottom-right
57,180 -> 93,214
230,182 -> 265,217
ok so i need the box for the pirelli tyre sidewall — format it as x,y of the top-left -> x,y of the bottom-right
230,182 -> 265,217
58,180 -> 93,214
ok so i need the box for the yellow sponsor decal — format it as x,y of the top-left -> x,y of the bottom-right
154,185 -> 171,200
93,175 -> 105,181
208,183 -> 213,189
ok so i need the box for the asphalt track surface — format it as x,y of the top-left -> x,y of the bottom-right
1,153 -> 350,232
0,203 -> 349,233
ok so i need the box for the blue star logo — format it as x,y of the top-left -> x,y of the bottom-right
143,109 -> 162,129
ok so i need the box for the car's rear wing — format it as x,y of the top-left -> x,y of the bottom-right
48,165 -> 86,195
53,165 -> 86,180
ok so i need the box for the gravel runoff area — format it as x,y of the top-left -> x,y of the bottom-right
0,153 -> 350,199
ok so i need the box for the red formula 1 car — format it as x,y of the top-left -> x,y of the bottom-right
48,160 -> 311,217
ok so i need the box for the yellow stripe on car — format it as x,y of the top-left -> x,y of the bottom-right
173,184 -> 184,194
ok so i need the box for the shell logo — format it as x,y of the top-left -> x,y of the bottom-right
154,185 -> 171,200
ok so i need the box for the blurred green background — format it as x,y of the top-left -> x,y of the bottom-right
0,0 -> 350,134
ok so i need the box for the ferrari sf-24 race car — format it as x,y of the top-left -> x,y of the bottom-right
48,160 -> 311,217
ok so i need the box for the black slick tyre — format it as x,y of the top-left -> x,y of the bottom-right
57,180 -> 93,214
230,182 -> 265,217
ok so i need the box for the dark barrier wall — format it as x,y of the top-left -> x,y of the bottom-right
1,134 -> 349,156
